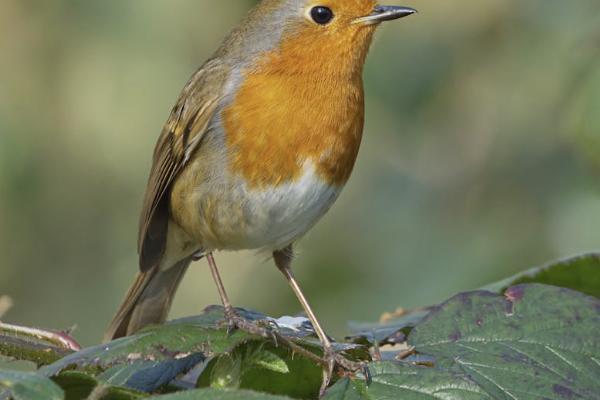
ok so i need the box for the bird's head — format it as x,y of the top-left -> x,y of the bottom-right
223,0 -> 416,77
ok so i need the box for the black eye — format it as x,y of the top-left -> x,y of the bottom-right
310,6 -> 334,25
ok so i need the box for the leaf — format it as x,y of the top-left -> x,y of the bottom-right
322,378 -> 366,400
52,371 -> 146,400
40,312 -> 250,377
324,363 -> 492,400
39,307 -> 331,397
409,284 -> 600,400
39,311 -> 245,395
348,252 -> 600,348
197,341 -> 322,399
123,353 -> 205,392
483,253 -> 600,297
153,388 -> 291,399
97,363 -> 158,388
249,350 -> 290,374
0,322 -> 78,367
347,308 -> 432,346
0,371 -> 63,400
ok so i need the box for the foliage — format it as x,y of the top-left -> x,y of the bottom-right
0,371 -> 63,400
1,254 -> 599,399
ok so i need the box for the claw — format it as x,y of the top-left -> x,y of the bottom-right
221,310 -> 276,340
220,309 -> 367,398
318,347 -> 367,397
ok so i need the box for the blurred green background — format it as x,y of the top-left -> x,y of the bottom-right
1,0 -> 599,347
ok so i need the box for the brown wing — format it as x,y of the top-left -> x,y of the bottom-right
138,60 -> 229,271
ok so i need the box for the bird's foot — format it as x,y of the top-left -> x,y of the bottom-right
221,308 -> 277,342
220,308 -> 369,398
320,347 -> 369,397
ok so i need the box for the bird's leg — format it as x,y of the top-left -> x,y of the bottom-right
206,252 -> 273,338
205,253 -> 341,369
273,246 -> 364,396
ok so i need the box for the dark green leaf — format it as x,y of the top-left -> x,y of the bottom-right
409,284 -> 600,399
0,371 -> 63,400
40,317 -> 249,377
322,378 -> 365,400
124,353 -> 205,393
483,253 -> 600,297
347,308 -> 431,346
52,371 -> 95,400
153,388 -> 291,399
39,307 -> 330,397
97,363 -> 158,388
349,253 -> 600,349
52,371 -> 146,400
325,363 -> 492,400
197,341 -> 322,399
0,322 -> 77,367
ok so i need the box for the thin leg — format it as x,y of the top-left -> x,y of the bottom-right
206,252 -> 234,315
205,252 -> 332,368
206,252 -> 278,339
273,249 -> 333,352
273,246 -> 363,396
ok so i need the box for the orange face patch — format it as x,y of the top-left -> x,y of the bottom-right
222,3 -> 378,188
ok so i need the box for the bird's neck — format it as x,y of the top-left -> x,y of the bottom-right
222,34 -> 371,189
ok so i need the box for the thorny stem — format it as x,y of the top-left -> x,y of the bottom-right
270,331 -> 328,368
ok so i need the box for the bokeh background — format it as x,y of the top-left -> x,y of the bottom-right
1,0 -> 599,347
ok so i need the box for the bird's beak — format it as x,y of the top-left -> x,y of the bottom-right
354,5 -> 417,25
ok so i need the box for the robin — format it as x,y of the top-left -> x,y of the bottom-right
105,0 -> 416,391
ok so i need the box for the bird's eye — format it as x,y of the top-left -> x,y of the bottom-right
310,6 -> 334,25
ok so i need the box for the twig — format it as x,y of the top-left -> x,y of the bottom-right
232,317 -> 327,367
272,331 -> 328,367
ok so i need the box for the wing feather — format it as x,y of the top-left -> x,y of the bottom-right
138,60 -> 229,271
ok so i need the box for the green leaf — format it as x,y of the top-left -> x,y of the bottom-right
248,350 -> 289,374
330,362 -> 492,400
0,322 -> 77,367
153,388 -> 291,399
52,371 -> 146,400
122,353 -> 205,393
409,284 -> 600,399
0,371 -> 63,400
97,363 -> 158,388
483,253 -> 600,297
322,378 -> 366,400
40,315 -> 250,377
207,353 -> 242,390
39,307 -> 328,397
198,341 -> 322,399
39,319 -> 247,396
349,253 -> 600,348
347,308 -> 431,346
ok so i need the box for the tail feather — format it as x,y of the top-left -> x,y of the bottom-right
104,258 -> 192,342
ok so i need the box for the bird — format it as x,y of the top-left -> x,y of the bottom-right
105,0 -> 416,391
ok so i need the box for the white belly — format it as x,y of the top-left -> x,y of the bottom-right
199,163 -> 341,252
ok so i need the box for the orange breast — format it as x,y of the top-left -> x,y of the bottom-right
222,24 -> 372,189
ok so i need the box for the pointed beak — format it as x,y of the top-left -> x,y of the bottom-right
354,5 -> 417,25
